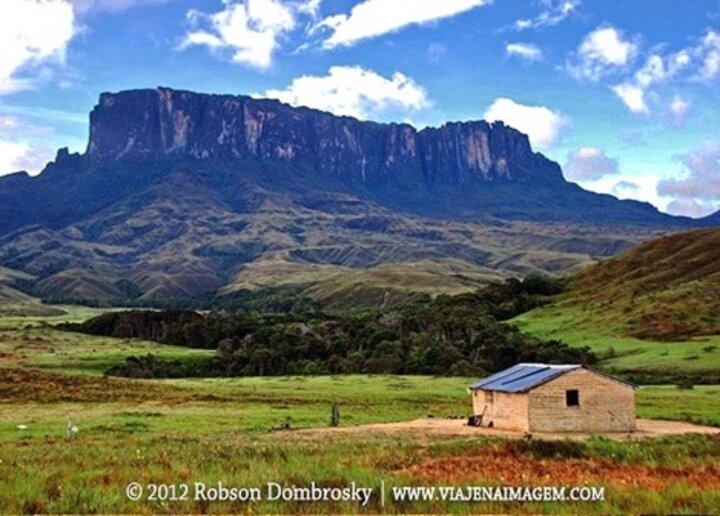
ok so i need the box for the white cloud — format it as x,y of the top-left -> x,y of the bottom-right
697,30 -> 720,81
505,43 -> 544,62
612,83 -> 648,114
0,0 -> 78,94
483,98 -> 567,151
658,143 -> 720,200
656,142 -> 720,217
260,65 -> 430,120
568,26 -> 637,81
0,141 -> 30,176
181,0 -> 316,69
574,173 -> 665,212
611,180 -> 640,199
564,147 -> 619,181
634,55 -> 667,88
610,50 -> 692,114
669,95 -> 691,127
0,116 -> 55,176
665,198 -> 715,218
603,29 -> 720,115
314,0 -> 489,49
512,0 -> 580,32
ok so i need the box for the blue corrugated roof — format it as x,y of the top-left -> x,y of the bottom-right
469,363 -> 581,393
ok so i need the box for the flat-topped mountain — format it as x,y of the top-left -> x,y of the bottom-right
0,87 -> 715,304
86,88 -> 564,186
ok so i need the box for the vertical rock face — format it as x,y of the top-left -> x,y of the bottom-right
86,87 -> 563,185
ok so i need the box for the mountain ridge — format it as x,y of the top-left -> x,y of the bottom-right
0,86 -> 716,303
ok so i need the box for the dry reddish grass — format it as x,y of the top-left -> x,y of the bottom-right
399,442 -> 720,490
0,368 -> 226,403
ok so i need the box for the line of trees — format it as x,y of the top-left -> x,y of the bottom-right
62,276 -> 594,378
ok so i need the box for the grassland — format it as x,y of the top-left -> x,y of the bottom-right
512,229 -> 720,381
1,305 -> 720,513
514,305 -> 720,380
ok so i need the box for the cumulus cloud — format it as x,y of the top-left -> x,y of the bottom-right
603,29 -> 720,115
483,98 -> 567,151
260,65 -> 430,120
611,83 -> 648,114
657,143 -> 720,217
568,25 -> 637,81
563,147 -> 619,181
611,180 -> 640,199
611,51 -> 691,114
0,0 -> 78,94
697,30 -> 720,81
314,0 -> 489,49
181,0 -> 317,70
0,141 -> 31,176
505,43 -> 544,62
0,116 -> 55,176
665,199 -> 715,218
512,0 -> 580,32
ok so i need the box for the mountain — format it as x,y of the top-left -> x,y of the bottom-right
0,266 -> 35,303
542,228 -> 720,341
0,87 -> 713,304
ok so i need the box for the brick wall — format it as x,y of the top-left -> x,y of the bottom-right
528,368 -> 636,433
473,390 -> 529,431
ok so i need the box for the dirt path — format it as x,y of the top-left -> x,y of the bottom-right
297,418 -> 720,441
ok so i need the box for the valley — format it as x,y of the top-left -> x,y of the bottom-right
1,305 -> 719,513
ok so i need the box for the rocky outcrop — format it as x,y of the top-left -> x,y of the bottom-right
86,87 -> 563,185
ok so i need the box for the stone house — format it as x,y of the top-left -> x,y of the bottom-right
469,363 -> 636,433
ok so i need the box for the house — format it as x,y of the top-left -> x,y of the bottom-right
469,363 -> 636,433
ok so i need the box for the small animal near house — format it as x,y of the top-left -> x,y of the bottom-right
469,363 -> 636,433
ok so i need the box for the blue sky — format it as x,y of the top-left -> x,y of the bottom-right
1,0 -> 719,217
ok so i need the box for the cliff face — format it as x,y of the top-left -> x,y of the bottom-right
0,86 -> 710,303
86,87 -> 563,185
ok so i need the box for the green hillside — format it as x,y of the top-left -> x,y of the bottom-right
515,228 -> 720,382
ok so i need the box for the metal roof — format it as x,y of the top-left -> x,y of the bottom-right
469,363 -> 581,393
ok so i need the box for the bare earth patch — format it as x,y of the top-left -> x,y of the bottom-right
298,417 -> 720,441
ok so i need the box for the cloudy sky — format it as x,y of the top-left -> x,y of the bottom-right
1,0 -> 719,217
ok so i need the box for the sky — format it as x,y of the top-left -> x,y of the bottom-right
1,0 -> 719,218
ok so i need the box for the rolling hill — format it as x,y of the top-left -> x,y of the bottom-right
0,266 -> 34,303
559,228 -> 720,340
514,228 -> 720,381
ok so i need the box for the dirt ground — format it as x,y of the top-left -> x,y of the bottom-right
299,417 -> 720,441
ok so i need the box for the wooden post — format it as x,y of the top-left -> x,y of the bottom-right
330,404 -> 340,427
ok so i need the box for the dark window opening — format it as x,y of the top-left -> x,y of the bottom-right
566,389 -> 579,407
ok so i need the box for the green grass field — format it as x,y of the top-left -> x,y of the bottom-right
1,305 -> 720,513
514,305 -> 720,380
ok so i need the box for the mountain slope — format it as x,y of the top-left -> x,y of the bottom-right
0,266 -> 35,303
518,228 -> 720,342
513,228 -> 720,381
559,228 -> 720,340
0,87 -> 714,303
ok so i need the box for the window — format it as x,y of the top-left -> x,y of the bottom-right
485,391 -> 494,404
566,389 -> 579,407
